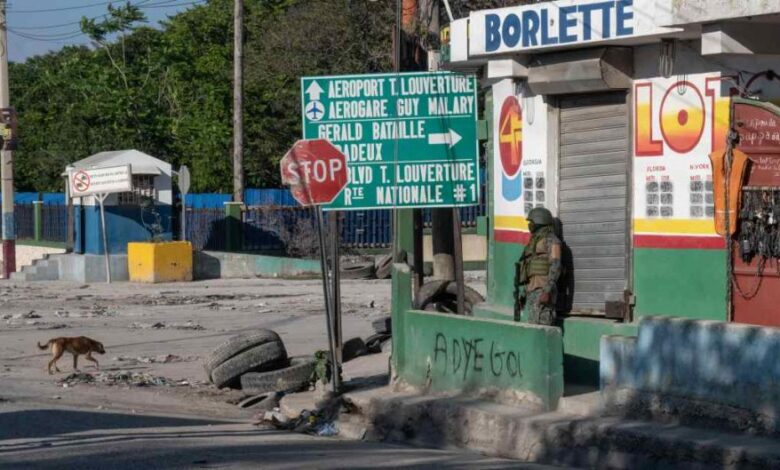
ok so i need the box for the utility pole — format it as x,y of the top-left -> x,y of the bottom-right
0,0 -> 15,278
232,0 -> 244,203
425,1 -> 456,283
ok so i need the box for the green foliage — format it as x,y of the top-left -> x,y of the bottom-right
10,0 -> 393,192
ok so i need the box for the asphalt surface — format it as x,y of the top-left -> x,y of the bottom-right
0,402 -> 555,469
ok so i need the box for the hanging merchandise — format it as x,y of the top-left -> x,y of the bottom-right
710,148 -> 750,236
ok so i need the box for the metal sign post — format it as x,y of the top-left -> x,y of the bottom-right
329,211 -> 342,363
315,206 -> 341,392
281,139 -> 348,393
178,166 -> 191,241
95,193 -> 111,284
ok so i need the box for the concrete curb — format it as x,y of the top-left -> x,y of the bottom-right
334,386 -> 780,469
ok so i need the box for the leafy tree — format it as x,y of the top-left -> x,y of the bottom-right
10,0 -> 401,192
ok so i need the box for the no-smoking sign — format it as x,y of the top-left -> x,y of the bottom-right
72,170 -> 91,193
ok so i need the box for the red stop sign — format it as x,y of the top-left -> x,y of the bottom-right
280,139 -> 348,206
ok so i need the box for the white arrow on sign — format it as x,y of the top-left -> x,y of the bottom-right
428,129 -> 462,148
306,81 -> 324,101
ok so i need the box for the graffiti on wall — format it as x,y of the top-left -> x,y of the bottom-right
433,332 -> 523,380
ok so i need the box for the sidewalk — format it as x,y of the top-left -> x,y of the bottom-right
279,351 -> 780,469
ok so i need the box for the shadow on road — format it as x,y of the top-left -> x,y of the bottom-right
0,409 -> 230,440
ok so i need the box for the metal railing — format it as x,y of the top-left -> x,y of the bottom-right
186,208 -> 227,252
41,204 -> 67,242
15,204 -> 33,240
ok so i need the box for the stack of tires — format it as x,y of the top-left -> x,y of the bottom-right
204,329 -> 316,394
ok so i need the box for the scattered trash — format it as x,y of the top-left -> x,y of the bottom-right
57,370 -> 193,388
171,321 -> 204,330
113,354 -> 192,365
129,321 -> 203,330
316,422 -> 338,437
36,323 -> 68,330
263,409 -> 290,425
130,322 -> 166,329
77,305 -> 114,317
58,372 -> 95,386
13,311 -> 40,319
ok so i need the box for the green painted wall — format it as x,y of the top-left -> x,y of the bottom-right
633,248 -> 727,321
488,240 -> 524,308
391,263 -> 413,375
397,309 -> 563,410
561,317 -> 638,385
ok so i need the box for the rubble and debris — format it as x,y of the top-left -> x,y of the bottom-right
57,371 -> 194,388
77,305 -> 114,317
316,422 -> 338,437
12,311 -> 40,319
113,354 -> 193,364
36,323 -> 68,330
263,409 -> 290,425
129,321 -> 204,330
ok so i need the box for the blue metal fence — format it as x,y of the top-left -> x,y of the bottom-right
187,208 -> 227,251
41,204 -> 67,242
244,189 -> 297,207
9,184 -> 486,250
15,204 -> 33,239
242,206 -> 315,252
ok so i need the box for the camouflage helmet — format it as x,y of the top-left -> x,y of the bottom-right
527,207 -> 554,227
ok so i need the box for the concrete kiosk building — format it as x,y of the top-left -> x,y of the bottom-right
12,150 -> 174,283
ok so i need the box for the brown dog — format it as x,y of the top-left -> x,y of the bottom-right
37,336 -> 106,375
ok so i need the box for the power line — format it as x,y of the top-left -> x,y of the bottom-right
8,1 -> 123,14
10,20 -> 84,31
9,30 -> 85,42
7,0 -> 205,41
7,0 -> 191,15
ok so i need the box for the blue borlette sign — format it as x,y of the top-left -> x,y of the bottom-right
469,0 -> 669,56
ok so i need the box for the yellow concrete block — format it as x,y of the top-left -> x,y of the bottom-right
128,241 -> 193,283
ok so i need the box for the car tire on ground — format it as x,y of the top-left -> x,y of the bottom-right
365,333 -> 391,354
211,340 -> 288,389
374,254 -> 393,280
340,262 -> 375,280
372,316 -> 391,335
414,280 -> 484,315
204,330 -> 281,381
240,357 -> 316,394
342,337 -> 368,362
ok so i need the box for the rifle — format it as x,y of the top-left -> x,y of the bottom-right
514,260 -> 527,322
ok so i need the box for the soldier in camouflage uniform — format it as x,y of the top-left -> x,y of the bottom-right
514,207 -> 562,326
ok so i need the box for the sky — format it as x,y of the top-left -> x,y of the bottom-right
7,0 -> 203,63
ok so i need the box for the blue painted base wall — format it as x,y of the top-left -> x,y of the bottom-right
78,205 -> 172,255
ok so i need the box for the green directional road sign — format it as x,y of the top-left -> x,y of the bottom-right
301,71 -> 479,210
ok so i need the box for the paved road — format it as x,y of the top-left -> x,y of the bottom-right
0,402 -> 556,469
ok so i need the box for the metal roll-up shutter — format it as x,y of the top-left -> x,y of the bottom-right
559,92 -> 629,312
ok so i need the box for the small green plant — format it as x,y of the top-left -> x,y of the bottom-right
313,350 -> 331,385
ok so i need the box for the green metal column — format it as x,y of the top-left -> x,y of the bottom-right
396,209 -> 414,257
33,200 -> 42,242
224,202 -> 243,252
